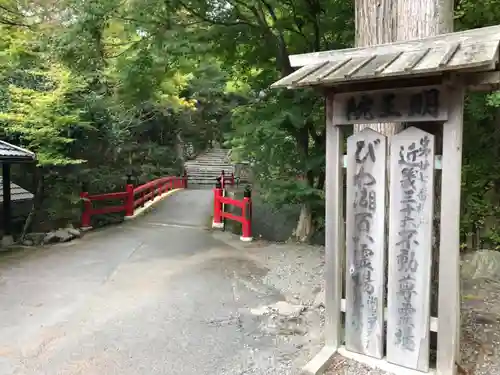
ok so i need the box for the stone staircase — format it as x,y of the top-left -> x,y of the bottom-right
184,148 -> 234,186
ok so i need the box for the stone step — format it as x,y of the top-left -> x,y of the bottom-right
188,180 -> 234,186
195,151 -> 229,157
185,166 -> 234,173
186,168 -> 232,172
185,168 -> 234,173
186,170 -> 233,174
185,164 -> 233,169
185,158 -> 231,163
187,176 -> 232,181
184,159 -> 232,165
184,148 -> 233,187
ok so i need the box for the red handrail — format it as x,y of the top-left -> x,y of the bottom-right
212,187 -> 252,241
80,172 -> 188,228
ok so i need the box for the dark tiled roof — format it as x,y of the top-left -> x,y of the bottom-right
0,177 -> 34,203
0,141 -> 35,161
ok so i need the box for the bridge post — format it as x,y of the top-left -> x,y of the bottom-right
125,184 -> 134,217
240,186 -> 253,242
213,177 -> 223,229
80,191 -> 92,228
212,186 -> 224,229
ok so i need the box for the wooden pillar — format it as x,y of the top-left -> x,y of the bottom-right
2,163 -> 11,237
325,93 -> 344,349
436,82 -> 464,375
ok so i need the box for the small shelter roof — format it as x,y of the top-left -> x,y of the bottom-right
0,140 -> 36,162
0,177 -> 33,203
271,25 -> 500,89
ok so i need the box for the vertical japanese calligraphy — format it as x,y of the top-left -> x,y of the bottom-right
345,128 -> 387,359
387,127 -> 435,372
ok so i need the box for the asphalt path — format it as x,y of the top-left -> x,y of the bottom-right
0,188 -> 291,375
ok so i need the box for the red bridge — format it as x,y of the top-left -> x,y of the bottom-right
79,172 -> 252,241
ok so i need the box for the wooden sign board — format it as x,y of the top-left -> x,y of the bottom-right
345,128 -> 386,358
333,85 -> 448,125
386,127 -> 435,371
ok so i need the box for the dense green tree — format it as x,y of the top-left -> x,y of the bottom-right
1,0 -> 500,246
0,0 -> 235,233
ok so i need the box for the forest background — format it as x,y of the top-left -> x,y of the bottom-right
0,0 -> 499,248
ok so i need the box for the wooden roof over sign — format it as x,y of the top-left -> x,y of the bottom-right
270,25 -> 500,89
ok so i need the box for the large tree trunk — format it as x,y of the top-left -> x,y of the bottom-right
354,0 -> 453,354
353,0 -> 401,323
294,202 -> 314,243
354,0 -> 401,135
396,0 -> 453,39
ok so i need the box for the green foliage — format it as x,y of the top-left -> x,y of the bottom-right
229,89 -> 324,208
1,0 -> 500,245
461,92 -> 500,249
454,0 -> 500,249
0,1 -> 236,230
1,66 -> 88,166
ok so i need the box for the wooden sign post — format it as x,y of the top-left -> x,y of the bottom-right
326,84 -> 460,375
387,127 -> 435,371
345,128 -> 386,358
269,24 -> 500,375
334,86 -> 448,125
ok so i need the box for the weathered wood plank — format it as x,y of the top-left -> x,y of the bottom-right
345,128 -> 387,358
382,50 -> 432,75
324,93 -> 344,349
340,298 -> 439,333
270,63 -> 325,89
333,85 -> 448,125
386,127 -> 435,372
288,24 -> 500,67
295,57 -> 367,86
436,84 -> 464,375
289,42 -> 497,88
447,40 -> 499,70
269,25 -> 500,90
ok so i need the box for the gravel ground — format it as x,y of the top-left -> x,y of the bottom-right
459,278 -> 500,375
214,232 -> 500,375
212,232 -> 326,372
326,356 -> 394,375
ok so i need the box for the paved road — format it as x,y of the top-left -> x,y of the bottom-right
0,189 -> 291,375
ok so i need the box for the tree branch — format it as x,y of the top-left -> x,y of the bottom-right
0,4 -> 22,16
305,0 -> 322,51
0,17 -> 31,28
257,0 -> 293,75
177,0 -> 259,28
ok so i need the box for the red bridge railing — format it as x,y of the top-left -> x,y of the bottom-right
80,173 -> 188,228
212,184 -> 252,242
